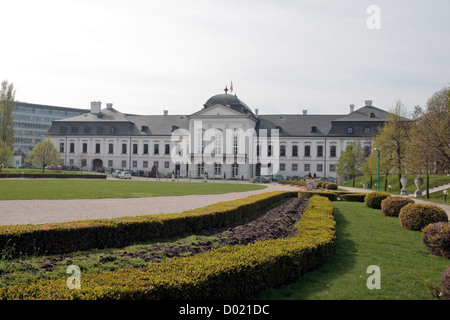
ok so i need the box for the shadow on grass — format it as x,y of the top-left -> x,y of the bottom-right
256,206 -> 357,299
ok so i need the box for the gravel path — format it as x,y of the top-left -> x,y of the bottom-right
0,184 -> 299,226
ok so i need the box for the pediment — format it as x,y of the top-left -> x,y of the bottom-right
190,104 -> 245,117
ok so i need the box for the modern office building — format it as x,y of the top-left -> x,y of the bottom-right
13,102 -> 89,166
46,89 -> 390,180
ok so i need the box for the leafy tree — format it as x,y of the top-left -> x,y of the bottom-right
27,139 -> 62,173
0,80 -> 16,148
411,85 -> 450,172
0,140 -> 13,172
374,100 -> 411,190
336,141 -> 363,187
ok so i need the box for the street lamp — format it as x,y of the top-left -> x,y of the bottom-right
374,148 -> 380,192
444,190 -> 448,202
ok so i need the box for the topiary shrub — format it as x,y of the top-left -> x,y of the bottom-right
364,192 -> 391,209
422,222 -> 450,258
440,267 -> 450,300
381,196 -> 414,217
399,203 -> 448,231
339,193 -> 367,202
324,182 -> 338,190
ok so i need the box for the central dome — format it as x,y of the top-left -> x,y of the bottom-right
203,93 -> 254,115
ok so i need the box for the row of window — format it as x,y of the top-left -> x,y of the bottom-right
60,142 -> 359,160
60,142 -> 172,155
279,163 -> 336,173
278,145 -> 337,157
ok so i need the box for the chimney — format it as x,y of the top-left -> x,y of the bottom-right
106,103 -> 113,109
90,101 -> 101,114
365,100 -> 373,107
350,104 -> 355,113
255,108 -> 259,116
303,110 -> 307,115
163,110 -> 168,116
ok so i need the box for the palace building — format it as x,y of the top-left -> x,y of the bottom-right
45,89 -> 390,180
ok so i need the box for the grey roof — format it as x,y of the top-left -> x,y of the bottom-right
127,114 -> 190,136
202,93 -> 255,116
54,107 -> 130,122
256,114 -> 342,137
46,98 -> 392,138
332,105 -> 390,122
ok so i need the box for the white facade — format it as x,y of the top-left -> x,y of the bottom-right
47,92 -> 388,180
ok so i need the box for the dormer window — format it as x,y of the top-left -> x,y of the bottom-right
347,127 -> 354,134
311,126 -> 317,133
370,112 -> 375,118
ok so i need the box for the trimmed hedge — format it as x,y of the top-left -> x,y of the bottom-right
0,173 -> 106,179
399,203 -> 448,231
364,192 -> 391,209
0,195 -> 336,300
381,196 -> 414,217
323,182 -> 338,190
298,190 -> 338,201
422,222 -> 450,258
278,180 -> 306,186
338,193 -> 367,202
0,191 -> 297,258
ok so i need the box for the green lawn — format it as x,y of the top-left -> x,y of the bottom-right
0,180 -> 266,200
340,174 -> 450,195
256,201 -> 448,300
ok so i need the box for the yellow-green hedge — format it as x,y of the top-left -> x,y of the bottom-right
0,195 -> 335,300
0,191 -> 297,258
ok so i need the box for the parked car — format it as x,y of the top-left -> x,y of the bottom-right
118,170 -> 132,179
273,174 -> 284,181
142,171 -> 152,177
250,176 -> 271,184
112,169 -> 124,178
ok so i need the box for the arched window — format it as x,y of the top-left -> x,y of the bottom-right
317,145 -> 323,157
304,145 -> 311,157
330,145 -> 336,157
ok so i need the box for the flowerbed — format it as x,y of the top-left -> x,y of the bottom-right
0,195 -> 336,300
0,191 -> 297,258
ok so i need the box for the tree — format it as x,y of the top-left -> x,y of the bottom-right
336,141 -> 363,187
0,140 -> 13,172
374,100 -> 411,190
406,121 -> 437,198
27,139 -> 62,173
411,85 -> 450,172
0,80 -> 16,148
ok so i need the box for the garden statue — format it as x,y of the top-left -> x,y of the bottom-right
400,176 -> 408,195
414,175 -> 423,198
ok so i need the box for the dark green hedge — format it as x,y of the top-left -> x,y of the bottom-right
298,190 -> 338,201
339,193 -> 367,202
0,173 -> 106,179
0,191 -> 297,258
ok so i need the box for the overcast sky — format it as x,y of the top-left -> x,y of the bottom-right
1,0 -> 449,116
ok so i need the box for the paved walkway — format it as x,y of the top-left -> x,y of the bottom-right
339,186 -> 450,219
0,183 -> 300,226
1,183 -> 448,226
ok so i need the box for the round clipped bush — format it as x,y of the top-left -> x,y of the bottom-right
364,192 -> 391,209
399,203 -> 448,231
422,222 -> 450,258
381,196 -> 414,217
440,267 -> 450,300
324,182 -> 338,190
